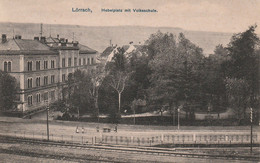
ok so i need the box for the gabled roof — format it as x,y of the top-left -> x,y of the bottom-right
78,43 -> 97,54
0,39 -> 58,55
101,46 -> 117,57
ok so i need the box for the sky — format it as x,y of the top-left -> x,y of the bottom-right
0,0 -> 259,33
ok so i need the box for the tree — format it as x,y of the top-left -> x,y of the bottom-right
0,71 -> 18,111
225,25 -> 260,121
225,77 -> 250,120
63,70 -> 94,118
105,47 -> 129,114
147,32 -> 204,122
88,67 -> 107,121
200,44 -> 229,114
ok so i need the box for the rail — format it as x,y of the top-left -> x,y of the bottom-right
0,135 -> 259,161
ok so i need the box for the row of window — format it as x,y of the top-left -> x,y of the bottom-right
27,75 -> 55,88
3,57 -> 95,72
27,60 -> 55,71
62,57 -> 94,68
27,91 -> 55,106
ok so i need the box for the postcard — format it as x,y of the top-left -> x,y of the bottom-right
0,0 -> 259,162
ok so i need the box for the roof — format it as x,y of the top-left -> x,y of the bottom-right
45,36 -> 79,50
78,43 -> 97,54
0,39 -> 58,55
101,46 -> 117,57
0,36 -> 98,55
45,37 -> 60,43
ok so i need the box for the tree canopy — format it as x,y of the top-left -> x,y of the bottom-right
0,70 -> 18,111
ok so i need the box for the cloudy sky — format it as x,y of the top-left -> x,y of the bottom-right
0,0 -> 259,33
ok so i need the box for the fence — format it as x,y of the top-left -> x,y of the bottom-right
1,130 -> 258,147
101,133 -> 258,146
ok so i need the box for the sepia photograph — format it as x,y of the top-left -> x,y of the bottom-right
0,0 -> 259,162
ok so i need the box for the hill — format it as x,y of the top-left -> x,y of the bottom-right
0,22 -> 234,55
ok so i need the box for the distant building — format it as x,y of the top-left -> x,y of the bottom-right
0,34 -> 98,113
101,42 -> 143,63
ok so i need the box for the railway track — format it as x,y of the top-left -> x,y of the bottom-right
0,135 -> 259,162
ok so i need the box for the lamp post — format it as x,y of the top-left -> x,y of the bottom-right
46,101 -> 50,141
250,107 -> 253,153
177,108 -> 180,130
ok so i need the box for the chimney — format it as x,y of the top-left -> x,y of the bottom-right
34,37 -> 39,41
57,34 -> 59,39
2,34 -> 7,43
40,36 -> 46,42
73,41 -> 78,47
65,39 -> 68,43
15,35 -> 22,39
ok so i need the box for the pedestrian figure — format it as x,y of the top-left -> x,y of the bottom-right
76,126 -> 79,133
82,126 -> 85,133
114,124 -> 117,132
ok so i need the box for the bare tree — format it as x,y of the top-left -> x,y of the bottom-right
108,71 -> 128,113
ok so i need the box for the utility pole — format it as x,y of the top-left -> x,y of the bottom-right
49,24 -> 51,37
250,107 -> 253,153
46,100 -> 50,141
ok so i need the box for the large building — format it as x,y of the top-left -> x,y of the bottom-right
0,34 -> 98,113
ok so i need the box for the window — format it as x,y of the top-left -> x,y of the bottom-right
44,76 -> 48,85
87,58 -> 90,65
4,61 -> 11,72
43,92 -> 48,102
68,58 -> 71,67
8,62 -> 11,71
83,58 -> 86,65
91,57 -> 94,64
36,93 -> 41,103
51,60 -> 55,68
50,91 -> 55,100
36,77 -> 40,87
62,74 -> 66,82
27,78 -> 32,88
27,95 -> 33,106
28,61 -> 32,71
74,57 -> 77,66
44,61 -> 48,69
62,58 -> 65,67
51,75 -> 55,84
68,73 -> 73,80
4,62 -> 7,72
79,58 -> 81,66
36,61 -> 40,70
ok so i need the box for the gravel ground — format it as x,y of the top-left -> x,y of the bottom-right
0,153 -> 76,163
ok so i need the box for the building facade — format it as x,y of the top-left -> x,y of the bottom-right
0,34 -> 98,113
